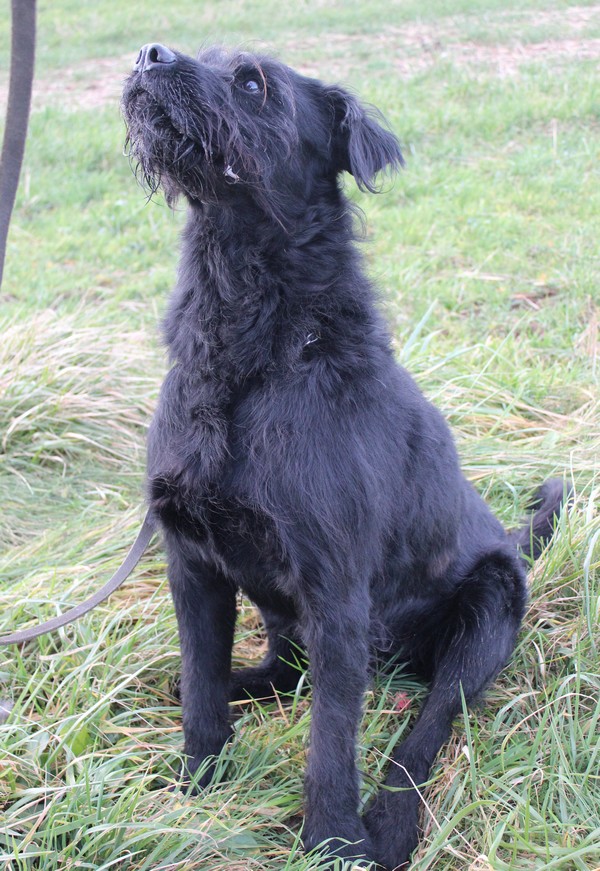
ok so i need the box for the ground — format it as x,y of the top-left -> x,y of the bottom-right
0,1 -> 598,869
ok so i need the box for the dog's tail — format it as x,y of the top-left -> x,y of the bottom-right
507,478 -> 571,562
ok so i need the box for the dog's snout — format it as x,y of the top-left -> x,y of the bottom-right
134,43 -> 177,73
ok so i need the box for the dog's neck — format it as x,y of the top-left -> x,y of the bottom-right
163,189 -> 383,382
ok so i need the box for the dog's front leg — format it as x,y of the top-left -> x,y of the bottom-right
300,584 -> 374,863
165,532 -> 237,789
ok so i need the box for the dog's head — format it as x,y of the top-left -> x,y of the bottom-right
122,45 -> 403,217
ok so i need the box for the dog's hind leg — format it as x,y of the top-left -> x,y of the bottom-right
165,532 -> 237,789
230,608 -> 305,702
365,549 -> 527,869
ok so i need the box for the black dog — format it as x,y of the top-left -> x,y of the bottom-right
122,45 -> 565,868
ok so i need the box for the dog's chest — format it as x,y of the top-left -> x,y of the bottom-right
152,474 -> 294,612
147,365 -> 292,581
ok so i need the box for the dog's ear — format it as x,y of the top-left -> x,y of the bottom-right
327,87 -> 404,192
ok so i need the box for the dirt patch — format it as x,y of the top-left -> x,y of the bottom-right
46,53 -> 131,112
0,53 -> 132,113
406,36 -> 600,78
296,20 -> 600,82
498,5 -> 600,30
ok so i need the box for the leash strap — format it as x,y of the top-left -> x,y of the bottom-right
0,0 -> 36,287
0,513 -> 156,645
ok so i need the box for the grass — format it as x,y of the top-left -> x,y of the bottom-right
1,0 -> 599,868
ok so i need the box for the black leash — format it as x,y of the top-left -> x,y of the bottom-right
0,3 -> 156,647
0,0 -> 36,287
0,513 -> 155,645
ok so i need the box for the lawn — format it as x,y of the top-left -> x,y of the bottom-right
1,1 -> 599,869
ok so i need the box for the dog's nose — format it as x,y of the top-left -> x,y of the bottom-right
133,43 -> 177,73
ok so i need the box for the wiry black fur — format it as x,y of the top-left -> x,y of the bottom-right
122,45 -> 566,868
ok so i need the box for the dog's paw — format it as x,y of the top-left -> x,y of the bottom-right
363,788 -> 420,869
303,817 -> 376,866
178,740 -> 231,794
174,761 -> 213,796
229,667 -> 280,703
229,664 -> 303,704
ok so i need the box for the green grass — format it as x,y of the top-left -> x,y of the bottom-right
1,1 -> 599,869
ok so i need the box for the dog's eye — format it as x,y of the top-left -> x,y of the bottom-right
242,79 -> 261,94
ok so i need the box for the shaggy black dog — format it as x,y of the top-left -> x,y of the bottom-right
122,45 -> 565,868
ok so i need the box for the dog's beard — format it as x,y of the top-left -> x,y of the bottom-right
123,87 -> 212,203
